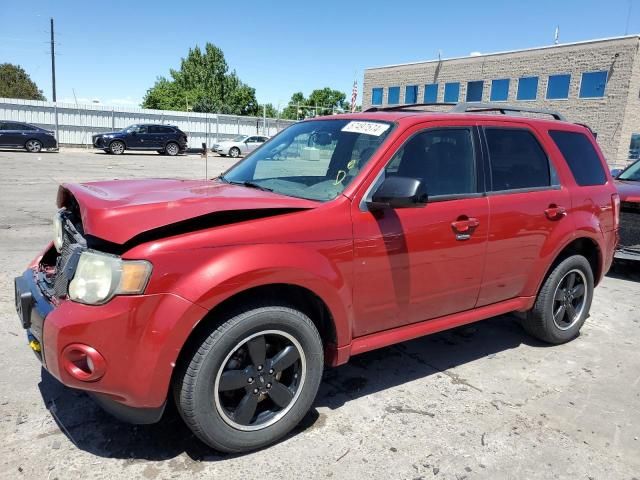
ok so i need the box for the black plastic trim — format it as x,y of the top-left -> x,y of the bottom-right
90,392 -> 166,424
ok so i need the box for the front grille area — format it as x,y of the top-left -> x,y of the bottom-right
619,201 -> 640,250
47,211 -> 87,298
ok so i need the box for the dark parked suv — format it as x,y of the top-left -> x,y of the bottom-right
92,124 -> 188,156
0,121 -> 57,152
15,103 -> 618,453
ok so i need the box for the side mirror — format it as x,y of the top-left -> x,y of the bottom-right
611,168 -> 622,178
367,176 -> 428,211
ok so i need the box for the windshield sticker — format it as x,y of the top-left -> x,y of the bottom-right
341,121 -> 390,136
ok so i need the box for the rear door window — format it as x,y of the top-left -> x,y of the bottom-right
485,128 -> 552,191
548,130 -> 606,186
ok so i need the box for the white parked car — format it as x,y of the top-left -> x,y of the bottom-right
212,135 -> 269,158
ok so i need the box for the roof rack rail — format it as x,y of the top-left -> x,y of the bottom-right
451,102 -> 566,121
364,102 -> 456,112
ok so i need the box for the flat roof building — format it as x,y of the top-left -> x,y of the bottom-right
362,35 -> 640,166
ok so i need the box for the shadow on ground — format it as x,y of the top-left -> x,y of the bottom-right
607,259 -> 640,282
38,313 -> 542,462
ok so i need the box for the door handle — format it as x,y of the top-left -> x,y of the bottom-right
451,216 -> 480,240
544,204 -> 567,220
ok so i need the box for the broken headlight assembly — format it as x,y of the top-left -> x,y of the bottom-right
68,251 -> 152,305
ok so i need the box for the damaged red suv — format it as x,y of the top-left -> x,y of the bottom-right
15,103 -> 619,452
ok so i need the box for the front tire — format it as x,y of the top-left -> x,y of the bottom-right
174,305 -> 324,453
109,140 -> 125,155
25,139 -> 42,153
522,255 -> 594,344
229,147 -> 241,158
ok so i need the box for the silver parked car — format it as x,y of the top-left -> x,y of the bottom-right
212,135 -> 269,158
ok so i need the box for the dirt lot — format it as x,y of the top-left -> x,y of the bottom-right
0,148 -> 639,480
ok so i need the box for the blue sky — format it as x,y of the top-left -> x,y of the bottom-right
1,0 -> 640,109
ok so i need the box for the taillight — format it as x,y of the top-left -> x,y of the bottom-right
612,193 -> 620,230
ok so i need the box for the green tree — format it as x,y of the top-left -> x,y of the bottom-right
260,103 -> 278,118
142,43 -> 258,115
0,63 -> 45,100
307,87 -> 349,113
281,92 -> 306,120
280,88 -> 349,120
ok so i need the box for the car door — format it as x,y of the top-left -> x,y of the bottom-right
475,123 -> 571,306
128,125 -> 152,149
147,125 -> 165,149
0,122 -> 6,146
351,123 -> 489,337
2,122 -> 26,146
245,136 -> 261,153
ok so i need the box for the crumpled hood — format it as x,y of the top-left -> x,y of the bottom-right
57,178 -> 318,245
615,180 -> 640,202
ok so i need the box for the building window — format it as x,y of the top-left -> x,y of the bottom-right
629,133 -> 640,160
546,74 -> 571,99
517,76 -> 539,100
579,71 -> 608,98
371,88 -> 383,105
444,82 -> 460,103
424,83 -> 438,102
388,86 -> 400,104
466,81 -> 484,102
490,79 -> 510,101
405,85 -> 418,104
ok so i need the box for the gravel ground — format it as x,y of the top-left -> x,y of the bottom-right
0,148 -> 639,480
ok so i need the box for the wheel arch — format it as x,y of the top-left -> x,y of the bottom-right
173,283 -> 339,377
24,138 -> 42,149
536,236 -> 602,296
108,138 -> 127,148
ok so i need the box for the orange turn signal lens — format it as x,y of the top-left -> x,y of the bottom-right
118,261 -> 153,294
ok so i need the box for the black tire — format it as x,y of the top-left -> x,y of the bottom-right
25,139 -> 42,153
109,140 -> 125,155
165,142 -> 180,156
229,147 -> 241,158
173,304 -> 324,453
521,255 -> 594,344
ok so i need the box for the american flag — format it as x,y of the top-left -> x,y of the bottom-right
350,79 -> 358,113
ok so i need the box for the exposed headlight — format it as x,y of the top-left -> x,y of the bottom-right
68,250 -> 152,305
53,211 -> 64,252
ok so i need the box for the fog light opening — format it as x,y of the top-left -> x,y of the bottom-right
62,344 -> 106,382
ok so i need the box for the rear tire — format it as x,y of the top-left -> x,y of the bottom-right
165,142 -> 179,156
109,140 -> 125,155
521,255 -> 594,344
25,139 -> 42,153
173,304 -> 324,453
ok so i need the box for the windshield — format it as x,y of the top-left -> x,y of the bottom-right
124,124 -> 139,133
232,135 -> 249,142
221,119 -> 393,201
618,160 -> 640,181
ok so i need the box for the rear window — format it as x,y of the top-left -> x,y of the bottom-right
485,128 -> 551,191
548,130 -> 606,186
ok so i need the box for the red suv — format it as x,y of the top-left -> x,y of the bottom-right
14,103 -> 619,452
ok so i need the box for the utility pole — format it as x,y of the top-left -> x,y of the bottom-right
50,18 -> 60,145
263,104 -> 267,135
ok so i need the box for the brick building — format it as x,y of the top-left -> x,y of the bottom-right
362,35 -> 640,166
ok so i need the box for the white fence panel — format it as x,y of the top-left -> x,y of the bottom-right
0,98 -> 296,148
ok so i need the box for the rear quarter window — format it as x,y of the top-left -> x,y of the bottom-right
548,130 -> 606,186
